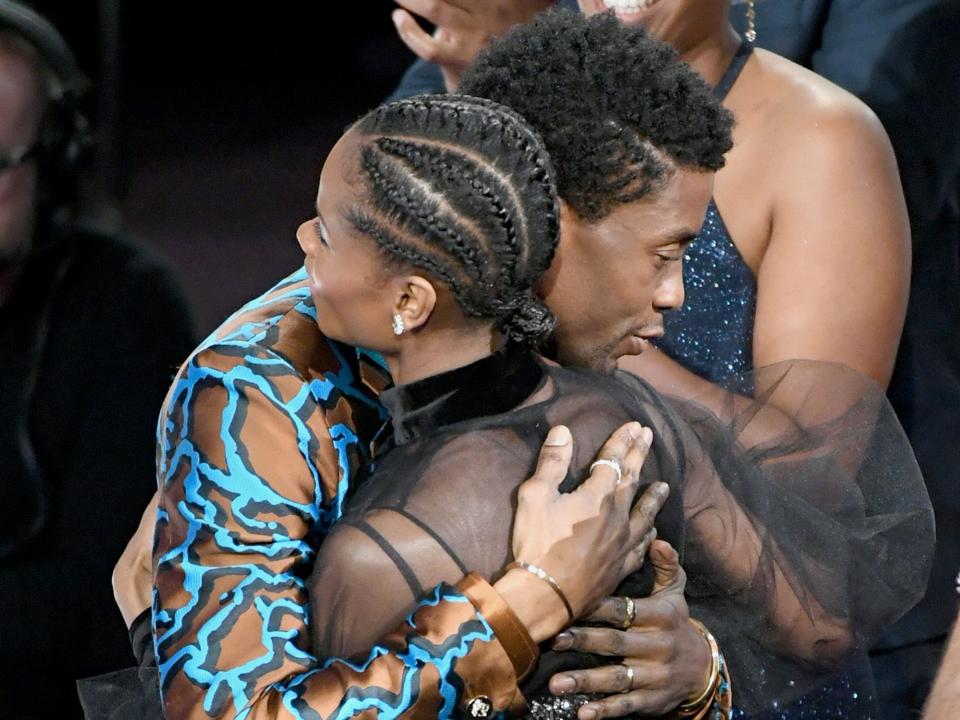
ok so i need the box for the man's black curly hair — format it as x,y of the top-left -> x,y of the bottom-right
460,10 -> 734,221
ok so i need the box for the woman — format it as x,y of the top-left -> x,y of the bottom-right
290,93 -> 927,719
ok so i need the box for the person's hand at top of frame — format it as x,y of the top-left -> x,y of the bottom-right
391,0 -> 555,92
548,541 -> 714,719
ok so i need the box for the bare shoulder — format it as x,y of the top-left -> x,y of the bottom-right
746,48 -> 891,154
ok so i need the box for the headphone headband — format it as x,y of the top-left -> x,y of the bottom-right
0,0 -> 88,100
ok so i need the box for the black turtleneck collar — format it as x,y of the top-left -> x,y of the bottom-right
378,342 -> 545,447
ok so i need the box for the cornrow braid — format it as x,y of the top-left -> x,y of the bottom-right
349,93 -> 560,344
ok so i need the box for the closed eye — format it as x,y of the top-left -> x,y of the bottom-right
314,219 -> 330,247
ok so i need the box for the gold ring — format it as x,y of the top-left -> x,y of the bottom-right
620,596 -> 637,629
621,664 -> 635,693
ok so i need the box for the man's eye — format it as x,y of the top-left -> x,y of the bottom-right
656,252 -> 682,263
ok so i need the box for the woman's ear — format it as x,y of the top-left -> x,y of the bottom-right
393,275 -> 438,334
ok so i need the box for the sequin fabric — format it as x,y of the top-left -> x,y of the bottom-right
656,199 -> 757,386
732,672 -> 875,719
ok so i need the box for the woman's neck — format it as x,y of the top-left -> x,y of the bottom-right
386,327 -> 500,386
676,24 -> 742,89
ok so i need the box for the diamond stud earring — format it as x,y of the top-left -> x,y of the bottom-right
392,313 -> 405,336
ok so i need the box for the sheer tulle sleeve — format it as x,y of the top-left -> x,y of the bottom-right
303,359 -> 932,715
620,361 -> 935,712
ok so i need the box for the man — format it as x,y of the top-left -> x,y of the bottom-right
0,2 -> 195,718
391,1 -> 960,716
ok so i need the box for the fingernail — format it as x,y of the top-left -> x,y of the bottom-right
553,676 -> 576,694
641,427 -> 653,447
626,422 -> 642,441
545,426 -> 571,447
580,707 -> 598,720
553,632 -> 573,650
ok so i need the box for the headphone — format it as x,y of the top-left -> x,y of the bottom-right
0,1 -> 92,560
0,0 -> 93,214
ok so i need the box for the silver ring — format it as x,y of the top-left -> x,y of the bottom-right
589,458 -> 623,485
621,664 -> 635,693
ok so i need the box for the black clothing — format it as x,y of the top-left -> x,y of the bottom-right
309,345 -> 934,716
0,226 -> 195,719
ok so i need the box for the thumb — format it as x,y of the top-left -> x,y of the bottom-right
650,539 -> 684,594
528,425 -> 572,495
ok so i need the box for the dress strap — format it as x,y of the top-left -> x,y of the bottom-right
713,40 -> 754,100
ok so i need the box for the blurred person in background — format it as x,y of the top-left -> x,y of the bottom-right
923,599 -> 960,720
389,0 -> 960,716
0,2 -> 195,717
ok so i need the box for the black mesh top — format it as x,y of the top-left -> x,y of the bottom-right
307,343 -> 934,714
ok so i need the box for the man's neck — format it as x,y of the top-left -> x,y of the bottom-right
677,24 -> 742,89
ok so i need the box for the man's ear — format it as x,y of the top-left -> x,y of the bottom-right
394,275 -> 438,333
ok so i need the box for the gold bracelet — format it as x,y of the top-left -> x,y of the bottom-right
675,618 -> 721,717
504,561 -> 574,623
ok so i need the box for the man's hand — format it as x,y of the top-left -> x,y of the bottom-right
548,541 -> 714,719
391,0 -> 555,92
112,491 -> 158,627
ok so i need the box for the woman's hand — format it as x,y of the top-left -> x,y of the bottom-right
547,541 -> 714,719
495,422 -> 668,643
391,0 -> 554,92
112,491 -> 158,627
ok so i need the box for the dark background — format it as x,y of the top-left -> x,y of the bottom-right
32,0 -> 416,333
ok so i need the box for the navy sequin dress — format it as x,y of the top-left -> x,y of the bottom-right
657,42 -> 757,388
657,42 -> 879,720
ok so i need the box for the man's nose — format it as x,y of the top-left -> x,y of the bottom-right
653,265 -> 685,311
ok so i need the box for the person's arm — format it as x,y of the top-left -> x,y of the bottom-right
924,607 -> 960,720
153,341 -> 659,720
621,92 -> 909,422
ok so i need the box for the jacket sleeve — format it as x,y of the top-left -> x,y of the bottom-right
153,344 -> 535,719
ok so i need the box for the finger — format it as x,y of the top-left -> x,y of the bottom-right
524,425 -> 572,496
649,539 -> 685,594
626,480 -> 669,547
392,9 -> 448,63
393,0 -> 470,28
580,422 -> 643,495
619,527 -> 656,578
577,689 -> 676,719
548,663 -> 636,696
619,426 -> 652,487
580,596 -> 633,626
551,626 -> 666,657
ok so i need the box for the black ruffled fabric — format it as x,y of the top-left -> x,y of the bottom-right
309,351 -> 933,716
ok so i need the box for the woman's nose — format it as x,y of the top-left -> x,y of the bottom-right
296,220 -> 316,256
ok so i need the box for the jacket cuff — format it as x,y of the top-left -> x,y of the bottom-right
455,572 -> 539,717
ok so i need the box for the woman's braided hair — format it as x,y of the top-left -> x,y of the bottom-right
350,94 -> 560,344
